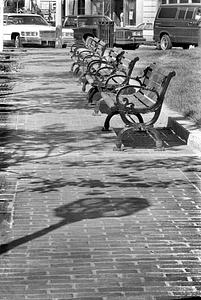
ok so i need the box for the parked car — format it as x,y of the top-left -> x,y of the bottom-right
154,3 -> 201,50
3,13 -> 56,48
114,26 -> 146,49
63,14 -> 145,49
135,22 -> 154,43
63,15 -> 113,44
62,15 -> 77,47
125,22 -> 154,44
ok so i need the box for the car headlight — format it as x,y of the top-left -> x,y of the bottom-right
132,31 -> 142,37
21,31 -> 38,37
62,32 -> 74,37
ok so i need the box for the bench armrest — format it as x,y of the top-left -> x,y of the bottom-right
86,59 -> 112,73
116,84 -> 160,114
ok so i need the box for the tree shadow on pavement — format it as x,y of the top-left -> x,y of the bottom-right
0,121 -> 191,173
0,196 -> 149,255
18,155 -> 201,195
0,124 -> 115,171
11,87 -> 98,112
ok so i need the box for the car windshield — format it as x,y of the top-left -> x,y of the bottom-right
6,15 -> 49,25
136,23 -> 153,30
63,17 -> 77,28
78,16 -> 111,26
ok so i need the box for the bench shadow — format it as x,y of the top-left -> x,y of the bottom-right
0,196 -> 149,255
113,127 -> 186,149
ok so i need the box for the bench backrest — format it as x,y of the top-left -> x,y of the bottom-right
106,55 -> 139,86
93,40 -> 107,57
117,64 -> 175,124
107,48 -> 125,65
136,64 -> 176,111
118,54 -> 139,79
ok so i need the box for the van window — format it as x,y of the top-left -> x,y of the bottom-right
192,0 -> 201,3
178,8 -> 186,19
169,0 -> 177,3
180,0 -> 188,2
158,7 -> 177,18
186,8 -> 194,19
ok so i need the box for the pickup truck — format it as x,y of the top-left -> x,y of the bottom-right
63,15 -> 145,49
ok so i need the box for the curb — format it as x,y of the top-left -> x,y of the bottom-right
167,114 -> 201,153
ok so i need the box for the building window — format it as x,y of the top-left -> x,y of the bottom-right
78,0 -> 85,14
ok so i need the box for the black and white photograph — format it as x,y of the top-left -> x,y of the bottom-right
0,0 -> 201,299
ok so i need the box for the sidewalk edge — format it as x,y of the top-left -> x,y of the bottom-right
168,115 -> 201,152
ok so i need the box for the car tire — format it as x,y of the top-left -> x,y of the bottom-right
182,44 -> 190,50
14,35 -> 21,48
160,34 -> 172,50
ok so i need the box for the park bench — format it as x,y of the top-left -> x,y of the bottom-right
70,36 -> 95,57
71,37 -> 108,75
95,63 -> 176,150
80,48 -> 125,91
85,54 -> 140,105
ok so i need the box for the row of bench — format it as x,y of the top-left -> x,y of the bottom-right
69,37 -> 176,150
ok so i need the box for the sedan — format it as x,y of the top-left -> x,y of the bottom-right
3,13 -> 56,48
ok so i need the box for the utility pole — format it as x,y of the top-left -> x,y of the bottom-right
123,0 -> 128,27
0,0 -> 3,52
55,0 -> 62,48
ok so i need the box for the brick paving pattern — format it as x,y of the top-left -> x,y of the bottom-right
0,49 -> 201,300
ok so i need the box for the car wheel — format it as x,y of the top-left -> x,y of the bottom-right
14,35 -> 21,48
160,34 -> 172,50
182,44 -> 190,50
129,44 -> 139,50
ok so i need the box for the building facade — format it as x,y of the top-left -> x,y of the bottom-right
23,0 -> 161,26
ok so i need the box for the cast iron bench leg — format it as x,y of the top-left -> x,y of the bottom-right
114,125 -> 164,151
102,111 -> 119,131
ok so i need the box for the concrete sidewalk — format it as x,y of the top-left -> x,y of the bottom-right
0,48 -> 201,300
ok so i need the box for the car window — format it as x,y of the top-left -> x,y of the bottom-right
143,23 -> 153,30
78,17 -> 97,25
186,8 -> 194,19
178,8 -> 187,19
158,7 -> 177,18
77,16 -> 111,26
63,17 -> 77,28
136,23 -> 144,29
6,15 -> 49,25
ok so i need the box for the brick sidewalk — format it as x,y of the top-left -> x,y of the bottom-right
0,49 -> 201,300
